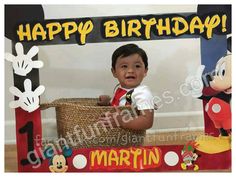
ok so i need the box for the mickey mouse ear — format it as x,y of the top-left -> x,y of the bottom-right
227,37 -> 231,53
5,5 -> 44,40
63,146 -> 73,157
197,5 -> 231,34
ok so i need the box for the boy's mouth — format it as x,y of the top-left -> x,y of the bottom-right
125,76 -> 136,80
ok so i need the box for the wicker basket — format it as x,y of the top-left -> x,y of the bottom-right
40,98 -> 145,149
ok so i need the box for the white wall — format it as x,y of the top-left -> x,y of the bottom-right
5,5 -> 204,144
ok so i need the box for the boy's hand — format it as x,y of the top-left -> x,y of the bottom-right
97,95 -> 111,106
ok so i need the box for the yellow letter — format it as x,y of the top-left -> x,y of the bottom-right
17,24 -> 32,41
156,18 -> 171,36
32,23 -> 46,41
119,150 -> 130,166
121,19 -> 127,37
46,22 -> 62,40
141,18 -> 157,39
62,22 -> 77,40
104,20 -> 119,38
108,150 -> 119,166
189,16 -> 204,34
130,148 -> 142,169
90,150 -> 107,167
221,14 -> 227,32
78,20 -> 94,45
148,148 -> 160,165
143,149 -> 147,165
172,17 -> 189,36
204,15 -> 221,39
127,19 -> 141,37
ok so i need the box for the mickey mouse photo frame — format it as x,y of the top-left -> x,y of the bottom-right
4,4 -> 231,172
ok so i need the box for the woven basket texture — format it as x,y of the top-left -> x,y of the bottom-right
41,98 -> 145,148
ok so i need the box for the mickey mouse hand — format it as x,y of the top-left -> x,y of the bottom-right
182,65 -> 205,98
9,79 -> 45,112
5,42 -> 43,76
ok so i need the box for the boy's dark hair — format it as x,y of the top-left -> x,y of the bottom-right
112,44 -> 148,69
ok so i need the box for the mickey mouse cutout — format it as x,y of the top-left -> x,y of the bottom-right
185,54 -> 231,154
181,141 -> 199,171
205,55 -> 231,134
44,145 -> 73,173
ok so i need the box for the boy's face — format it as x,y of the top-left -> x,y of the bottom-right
112,54 -> 148,89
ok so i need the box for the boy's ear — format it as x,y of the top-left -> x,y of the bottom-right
144,68 -> 148,77
111,68 -> 117,78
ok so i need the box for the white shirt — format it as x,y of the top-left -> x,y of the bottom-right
111,85 -> 154,110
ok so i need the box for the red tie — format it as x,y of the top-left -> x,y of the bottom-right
111,88 -> 127,106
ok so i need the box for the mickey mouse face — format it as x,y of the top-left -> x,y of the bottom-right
210,55 -> 231,94
49,155 -> 68,173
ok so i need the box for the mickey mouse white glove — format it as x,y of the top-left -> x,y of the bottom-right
5,42 -> 43,76
9,79 -> 45,112
182,65 -> 205,98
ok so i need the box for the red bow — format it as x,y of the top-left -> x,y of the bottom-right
111,88 -> 127,106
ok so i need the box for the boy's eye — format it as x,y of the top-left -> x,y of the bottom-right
135,64 -> 141,68
121,65 -> 127,68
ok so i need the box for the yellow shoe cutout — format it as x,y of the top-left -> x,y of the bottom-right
181,163 -> 187,170
195,135 -> 231,154
193,164 -> 199,171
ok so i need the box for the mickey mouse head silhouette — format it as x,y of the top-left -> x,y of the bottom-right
44,145 -> 72,173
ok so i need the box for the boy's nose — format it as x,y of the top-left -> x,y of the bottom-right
127,67 -> 134,73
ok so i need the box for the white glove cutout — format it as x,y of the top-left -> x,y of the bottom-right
183,65 -> 205,98
9,79 -> 45,112
5,42 -> 43,76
